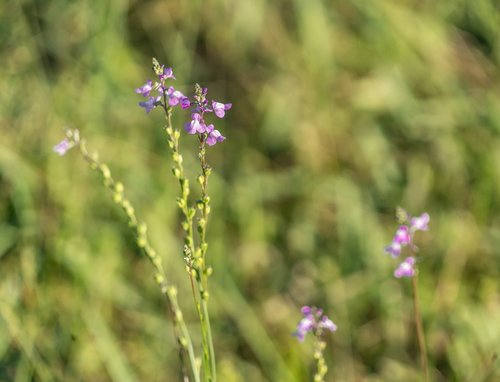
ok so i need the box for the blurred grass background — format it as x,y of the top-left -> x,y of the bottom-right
1,0 -> 500,381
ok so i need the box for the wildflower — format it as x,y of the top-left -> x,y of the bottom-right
293,306 -> 337,342
185,113 -> 206,134
385,208 -> 430,278
53,138 -> 74,156
159,66 -> 175,81
394,225 -> 411,245
180,96 -> 191,109
206,125 -> 225,146
212,101 -> 232,118
410,213 -> 430,232
165,86 -> 187,107
139,96 -> 161,113
394,256 -> 416,278
385,210 -> 430,259
385,241 -> 403,258
135,80 -> 154,97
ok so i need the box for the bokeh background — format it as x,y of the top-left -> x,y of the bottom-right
1,0 -> 500,381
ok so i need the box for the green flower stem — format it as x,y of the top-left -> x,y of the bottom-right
312,335 -> 328,382
197,136 -> 216,382
75,135 -> 200,382
411,272 -> 429,382
162,105 -> 216,382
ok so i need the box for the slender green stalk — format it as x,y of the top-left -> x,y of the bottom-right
411,273 -> 429,382
161,103 -> 216,382
196,136 -> 217,381
312,336 -> 328,382
73,132 -> 200,382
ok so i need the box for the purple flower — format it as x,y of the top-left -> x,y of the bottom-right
393,225 -> 411,245
139,96 -> 161,113
206,124 -> 226,146
212,101 -> 232,118
319,316 -> 338,332
135,80 -> 154,97
394,256 -> 416,278
294,315 -> 315,342
385,241 -> 403,258
180,96 -> 191,109
53,138 -> 73,156
165,86 -> 186,107
159,66 -> 175,81
185,113 -> 206,134
293,306 -> 337,342
385,226 -> 411,257
385,210 -> 430,259
410,213 -> 430,232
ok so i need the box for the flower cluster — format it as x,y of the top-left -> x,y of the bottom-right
293,306 -> 337,342
135,59 -> 231,146
135,62 -> 189,113
385,208 -> 430,278
184,84 -> 231,146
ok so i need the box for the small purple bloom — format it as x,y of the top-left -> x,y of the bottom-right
293,306 -> 337,342
165,86 -> 186,107
212,101 -> 232,118
206,127 -> 226,146
301,306 -> 313,315
410,213 -> 430,232
385,241 -> 403,258
159,66 -> 175,81
394,256 -> 416,278
135,80 -> 154,97
319,316 -> 338,332
294,315 -> 315,342
53,138 -> 73,156
185,113 -> 206,134
180,96 -> 191,109
139,96 -> 161,113
393,225 -> 411,245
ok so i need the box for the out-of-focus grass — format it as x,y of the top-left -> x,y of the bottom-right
1,0 -> 500,381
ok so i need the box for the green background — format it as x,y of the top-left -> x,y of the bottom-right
1,0 -> 500,381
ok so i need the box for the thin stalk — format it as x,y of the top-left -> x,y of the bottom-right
162,104 -> 216,382
197,136 -> 216,381
76,136 -> 200,382
312,336 -> 328,382
411,273 -> 429,382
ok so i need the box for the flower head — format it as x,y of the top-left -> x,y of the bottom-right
385,209 -> 430,278
394,256 -> 416,278
385,210 -> 430,258
293,306 -> 337,342
183,84 -> 231,146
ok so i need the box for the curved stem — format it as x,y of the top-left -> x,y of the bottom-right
77,136 -> 200,382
